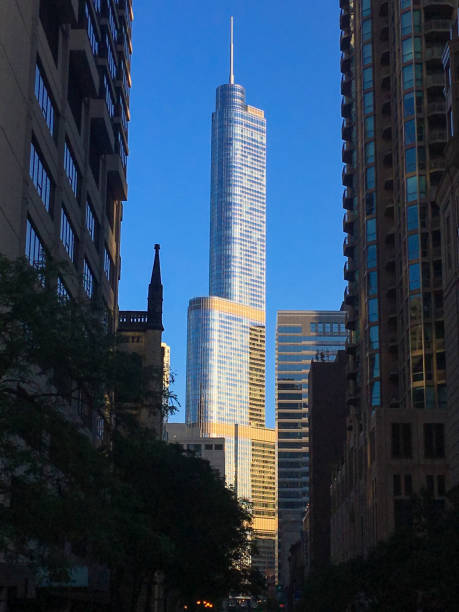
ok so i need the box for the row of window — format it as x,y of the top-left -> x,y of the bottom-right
392,422 -> 445,459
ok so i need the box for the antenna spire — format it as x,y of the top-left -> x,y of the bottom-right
229,16 -> 234,84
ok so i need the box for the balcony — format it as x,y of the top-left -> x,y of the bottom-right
343,211 -> 356,233
89,99 -> 115,154
106,153 -> 128,201
343,236 -> 355,257
342,164 -> 354,187
341,52 -> 352,74
346,338 -> 358,355
425,45 -> 446,62
429,128 -> 447,144
340,30 -> 352,51
340,8 -> 351,30
426,72 -> 445,90
69,29 -> 100,97
344,281 -> 358,306
430,157 -> 446,171
423,0 -> 455,8
427,100 -> 446,116
424,19 -> 452,41
341,73 -> 352,97
343,188 -> 354,210
342,118 -> 353,141
341,97 -> 353,118
344,259 -> 356,281
342,141 -> 353,164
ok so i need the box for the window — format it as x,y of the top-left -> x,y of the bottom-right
60,207 -> 76,262
369,325 -> 379,349
402,38 -> 413,63
106,35 -> 117,80
83,258 -> 95,298
25,218 -> 45,268
365,116 -> 374,139
104,247 -> 112,282
310,323 -> 316,333
363,91 -> 373,114
392,423 -> 412,458
104,74 -> 115,117
362,42 -> 372,65
403,64 -> 413,90
409,263 -> 421,290
405,147 -> 416,173
57,276 -> 70,301
408,234 -> 419,261
365,141 -> 375,164
371,381 -> 381,406
363,67 -> 373,89
367,244 -> 377,268
85,2 -> 99,55
64,140 -> 78,198
118,132 -> 127,168
404,120 -> 416,145
30,141 -> 52,211
401,12 -> 412,36
424,423 -> 445,458
86,200 -> 96,241
401,0 -> 411,7
415,64 -> 423,87
406,175 -> 418,202
368,270 -> 378,296
366,218 -> 376,242
362,19 -> 372,41
362,0 -> 371,16
370,352 -> 380,378
366,166 -> 375,189
368,298 -> 378,322
407,205 -> 418,230
34,63 -> 55,134
366,192 -> 375,215
413,10 -> 421,32
278,326 -> 302,334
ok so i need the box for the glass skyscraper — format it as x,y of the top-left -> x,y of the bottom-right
275,311 -> 347,587
186,21 -> 276,580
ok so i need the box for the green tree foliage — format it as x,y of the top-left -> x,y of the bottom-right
298,494 -> 459,612
0,255 -> 256,610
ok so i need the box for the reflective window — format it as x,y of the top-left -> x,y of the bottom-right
362,19 -> 372,41
83,258 -> 95,298
365,116 -> 374,138
405,119 -> 416,144
25,218 -> 45,268
401,12 -> 412,36
407,205 -> 418,230
367,245 -> 377,268
366,217 -> 376,242
366,192 -> 376,215
369,297 -> 378,322
413,10 -> 421,32
401,0 -> 411,7
405,147 -> 416,173
60,207 -> 76,262
408,233 -> 419,260
371,381 -> 381,406
415,63 -> 423,87
362,0 -> 371,17
368,270 -> 378,296
366,141 -> 375,163
86,200 -> 96,241
403,64 -> 413,89
366,166 -> 375,189
370,352 -> 380,378
409,263 -> 421,290
29,141 -> 52,211
278,326 -> 302,334
363,67 -> 373,89
364,91 -> 373,115
64,140 -> 78,198
370,326 -> 379,349
34,63 -> 55,135
406,175 -> 418,202
362,42 -> 372,65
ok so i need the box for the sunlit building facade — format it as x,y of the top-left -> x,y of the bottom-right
186,24 -> 276,580
275,311 -> 347,587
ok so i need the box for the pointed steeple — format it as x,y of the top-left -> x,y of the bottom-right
147,244 -> 164,331
229,16 -> 234,84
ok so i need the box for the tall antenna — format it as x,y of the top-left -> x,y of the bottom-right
229,16 -> 234,84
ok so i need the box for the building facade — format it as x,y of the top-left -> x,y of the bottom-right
438,14 -> 459,491
185,22 -> 276,579
275,311 -> 346,588
333,0 -> 453,562
0,0 -> 131,315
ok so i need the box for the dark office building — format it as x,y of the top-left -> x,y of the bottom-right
307,351 -> 347,571
0,0 -> 132,315
438,16 -> 459,491
333,0 -> 453,562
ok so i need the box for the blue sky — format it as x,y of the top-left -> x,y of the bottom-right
119,0 -> 344,427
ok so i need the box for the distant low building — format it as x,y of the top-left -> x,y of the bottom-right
165,423 -> 226,477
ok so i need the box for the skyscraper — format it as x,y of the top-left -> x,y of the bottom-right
186,19 -> 276,579
275,311 -> 347,587
332,0 -> 453,562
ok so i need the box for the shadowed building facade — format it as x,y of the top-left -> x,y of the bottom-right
185,21 -> 276,579
275,311 -> 347,588
333,0 -> 453,563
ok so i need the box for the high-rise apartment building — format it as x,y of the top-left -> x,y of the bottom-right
185,20 -> 276,579
333,0 -> 453,562
275,311 -> 347,587
0,0 -> 131,315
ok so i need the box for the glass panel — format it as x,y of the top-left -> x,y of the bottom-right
401,12 -> 412,36
408,233 -> 419,260
370,326 -> 379,349
405,119 -> 416,145
409,263 -> 421,290
371,381 -> 381,406
366,192 -> 376,215
369,298 -> 378,322
405,147 -> 416,173
365,116 -> 374,139
404,92 -> 415,117
370,352 -> 380,378
366,166 -> 375,189
403,64 -> 413,89
366,218 -> 376,241
406,175 -> 418,202
367,244 -> 377,268
402,38 -> 413,63
366,141 -> 375,163
363,42 -> 372,65
368,270 -> 378,296
362,0 -> 371,17
364,91 -> 374,114
407,205 -> 418,230
362,19 -> 372,41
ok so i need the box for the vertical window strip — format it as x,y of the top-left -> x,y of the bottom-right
83,258 -> 94,298
57,276 -> 70,301
86,200 -> 96,240
64,141 -> 78,197
104,247 -> 112,282
34,64 -> 55,134
29,142 -> 51,211
85,3 -> 99,55
93,0 -> 101,12
108,2 -> 117,40
25,218 -> 45,268
106,34 -> 117,80
60,207 -> 76,262
104,74 -> 115,117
